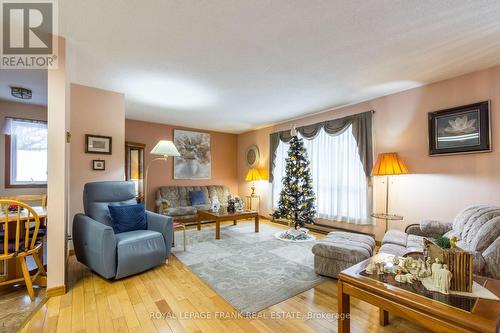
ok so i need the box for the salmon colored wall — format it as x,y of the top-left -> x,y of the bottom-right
125,119 -> 238,211
238,64 -> 500,240
69,84 -> 125,226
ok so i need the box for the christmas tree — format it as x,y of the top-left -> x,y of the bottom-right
272,134 -> 316,230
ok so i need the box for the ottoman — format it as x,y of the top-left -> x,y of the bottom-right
312,231 -> 375,278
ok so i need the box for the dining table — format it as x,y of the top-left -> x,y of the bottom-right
0,206 -> 48,289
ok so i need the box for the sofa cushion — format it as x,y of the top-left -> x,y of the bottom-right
379,243 -> 407,257
189,190 -> 208,205
381,229 -> 424,254
406,234 -> 424,252
443,229 -> 461,240
159,186 -> 210,208
108,204 -> 147,234
452,205 -> 497,237
207,186 -> 231,204
193,204 -> 211,211
165,206 -> 197,217
381,229 -> 408,247
114,230 -> 166,279
468,216 -> 500,252
157,185 -> 230,214
463,209 -> 500,250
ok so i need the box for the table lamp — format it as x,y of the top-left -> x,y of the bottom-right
144,140 -> 180,205
371,152 -> 409,232
245,168 -> 262,197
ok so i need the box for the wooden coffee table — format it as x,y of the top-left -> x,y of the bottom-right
338,253 -> 500,333
197,209 -> 259,240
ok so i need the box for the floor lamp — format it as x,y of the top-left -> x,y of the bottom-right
144,140 -> 180,207
371,152 -> 409,232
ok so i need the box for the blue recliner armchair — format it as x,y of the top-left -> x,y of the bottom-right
72,181 -> 173,279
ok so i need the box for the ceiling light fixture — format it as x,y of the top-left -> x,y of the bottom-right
10,86 -> 32,100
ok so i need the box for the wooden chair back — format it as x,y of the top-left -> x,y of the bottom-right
0,199 -> 42,260
1,194 -> 47,209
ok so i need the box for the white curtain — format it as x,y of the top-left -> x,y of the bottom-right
4,117 -> 48,183
272,125 -> 370,224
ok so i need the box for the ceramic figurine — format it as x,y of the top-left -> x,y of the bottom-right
210,196 -> 221,212
376,262 -> 385,275
227,195 -> 236,213
365,262 -> 376,274
431,258 -> 443,285
450,236 -> 458,249
395,273 -> 416,284
398,257 -> 408,270
234,196 -> 244,212
417,258 -> 425,270
392,256 -> 400,266
418,265 -> 431,278
436,264 -> 453,294
425,257 -> 432,274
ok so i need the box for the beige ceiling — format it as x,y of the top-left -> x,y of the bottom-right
60,0 -> 500,133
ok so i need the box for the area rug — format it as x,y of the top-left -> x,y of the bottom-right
172,222 -> 325,314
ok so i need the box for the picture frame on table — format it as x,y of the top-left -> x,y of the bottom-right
428,101 -> 491,156
85,134 -> 112,154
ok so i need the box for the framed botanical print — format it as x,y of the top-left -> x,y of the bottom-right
173,129 -> 211,179
85,134 -> 112,154
428,101 -> 491,156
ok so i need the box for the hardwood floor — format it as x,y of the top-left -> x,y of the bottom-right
20,220 -> 429,333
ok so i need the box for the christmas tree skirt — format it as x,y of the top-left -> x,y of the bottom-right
172,223 -> 325,314
275,227 -> 316,242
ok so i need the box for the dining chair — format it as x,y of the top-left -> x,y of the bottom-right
1,194 -> 47,209
1,194 -> 48,236
0,200 -> 46,301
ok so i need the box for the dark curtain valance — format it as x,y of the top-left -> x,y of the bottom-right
269,111 -> 373,182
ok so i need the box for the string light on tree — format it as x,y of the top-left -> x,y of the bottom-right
273,126 -> 317,237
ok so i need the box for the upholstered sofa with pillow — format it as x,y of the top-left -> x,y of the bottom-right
380,205 -> 500,279
155,185 -> 231,221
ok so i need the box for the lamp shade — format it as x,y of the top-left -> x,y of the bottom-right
371,152 -> 409,176
245,168 -> 262,182
150,140 -> 180,157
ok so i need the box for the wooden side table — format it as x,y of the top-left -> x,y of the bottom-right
245,195 -> 260,211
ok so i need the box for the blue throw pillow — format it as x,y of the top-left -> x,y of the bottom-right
108,204 -> 147,234
189,190 -> 207,205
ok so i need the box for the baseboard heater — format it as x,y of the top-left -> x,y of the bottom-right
270,216 -> 375,239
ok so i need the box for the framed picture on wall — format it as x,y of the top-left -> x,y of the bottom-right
86,134 -> 112,154
92,159 -> 105,171
173,129 -> 211,179
428,101 -> 491,156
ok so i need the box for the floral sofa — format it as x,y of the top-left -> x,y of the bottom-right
380,205 -> 500,279
155,185 -> 231,221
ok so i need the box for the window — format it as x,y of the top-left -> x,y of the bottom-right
272,125 -> 370,224
5,118 -> 48,187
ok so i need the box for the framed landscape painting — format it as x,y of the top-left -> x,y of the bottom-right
85,134 -> 112,154
173,129 -> 211,179
428,101 -> 491,156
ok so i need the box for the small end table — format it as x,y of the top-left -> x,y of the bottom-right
371,213 -> 403,233
172,221 -> 186,251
